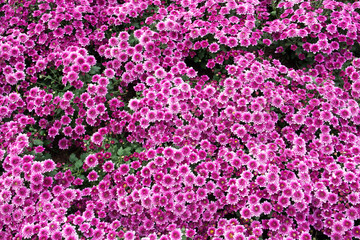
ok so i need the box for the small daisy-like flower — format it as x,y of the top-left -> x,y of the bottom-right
263,39 -> 272,46
170,229 -> 182,240
85,154 -> 98,168
187,68 -> 197,78
163,147 -> 174,158
155,68 -> 166,79
31,173 -> 44,185
60,115 -> 71,125
103,161 -> 114,173
268,218 -> 280,231
173,150 -> 184,163
128,99 -> 139,111
162,174 -> 174,188
1,204 -> 13,215
126,175 -> 136,186
91,132 -> 104,145
240,207 -> 251,218
93,229 -> 104,239
98,77 -> 109,86
217,133 -> 228,145
332,222 -> 344,234
321,145 -> 334,155
208,43 -> 220,53
104,68 -> 115,78
80,63 -> 91,73
74,125 -> 85,135
22,224 -> 34,239
48,127 -> 59,138
51,231 -> 62,240
271,97 -> 283,107
226,193 -> 238,205
227,37 -> 238,48
58,138 -> 69,150
124,231 -> 135,240
87,170 -> 98,182
62,224 -> 76,237
32,162 -> 44,173
118,164 -> 129,175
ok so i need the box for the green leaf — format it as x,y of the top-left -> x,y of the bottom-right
69,153 -> 78,163
75,160 -> 83,169
117,147 -> 124,156
89,66 -> 101,75
33,139 -> 43,146
124,147 -> 131,155
63,84 -> 72,91
80,152 -> 88,160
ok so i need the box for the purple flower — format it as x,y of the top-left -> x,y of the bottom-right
124,231 -> 135,240
62,224 -> 75,237
217,133 -> 228,145
58,138 -> 69,150
163,147 -> 174,158
91,132 -> 104,145
103,161 -> 114,173
170,229 -> 182,240
85,154 -> 98,168
162,174 -> 174,188
208,43 -> 220,53
104,68 -> 115,78
31,173 -> 44,185
126,175 -> 136,186
268,218 -> 280,231
74,125 -> 85,135
22,224 -> 34,238
173,150 -> 184,163
119,164 -> 130,175
87,170 -> 98,182
353,226 -> 360,237
240,207 -> 251,218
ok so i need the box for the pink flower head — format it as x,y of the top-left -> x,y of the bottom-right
173,150 -> 184,163
87,170 -> 98,182
163,147 -> 174,158
126,175 -> 136,186
31,173 -> 44,185
103,161 -> 114,173
80,63 -> 91,73
58,138 -> 69,150
208,43 -> 220,53
63,91 -> 74,101
104,68 -> 115,78
352,81 -> 360,92
62,224 -> 75,237
162,174 -> 174,188
85,154 -> 98,168
268,218 -> 280,231
124,231 -> 135,240
22,224 -> 34,238
91,132 -> 104,145
217,133 -> 228,145
241,207 -> 251,218
170,229 -> 182,240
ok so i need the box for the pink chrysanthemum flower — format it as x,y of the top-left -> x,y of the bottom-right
87,170 -> 98,182
208,43 -> 220,53
103,161 -> 114,173
85,154 -> 98,168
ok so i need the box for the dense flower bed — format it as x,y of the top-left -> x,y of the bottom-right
1,0 -> 360,239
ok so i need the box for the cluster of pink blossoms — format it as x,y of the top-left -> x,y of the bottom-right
0,0 -> 360,239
